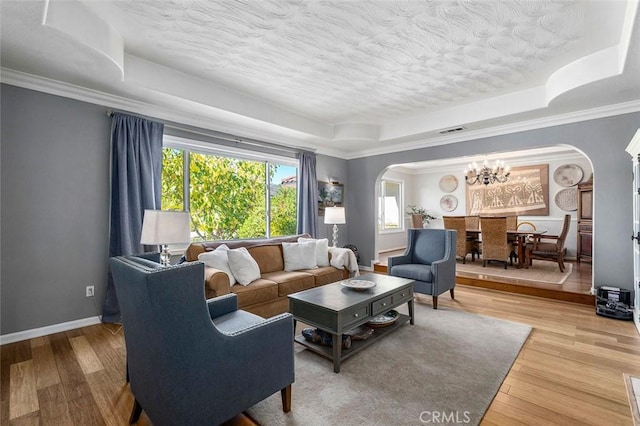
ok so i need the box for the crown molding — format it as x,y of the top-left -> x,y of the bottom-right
2,67 -> 639,161
0,68 -> 349,158
348,100 -> 640,160
392,150 -> 587,175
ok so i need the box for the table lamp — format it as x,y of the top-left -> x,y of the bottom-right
140,210 -> 191,266
324,206 -> 346,247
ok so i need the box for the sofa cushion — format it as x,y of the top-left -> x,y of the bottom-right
282,241 -> 317,271
248,245 -> 284,273
298,237 -> 330,267
231,278 -> 278,306
299,266 -> 346,286
198,244 -> 236,286
261,271 -> 315,297
227,247 -> 261,285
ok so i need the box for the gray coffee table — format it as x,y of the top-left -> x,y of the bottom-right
288,273 -> 414,373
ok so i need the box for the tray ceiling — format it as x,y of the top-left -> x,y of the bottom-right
1,0 -> 639,158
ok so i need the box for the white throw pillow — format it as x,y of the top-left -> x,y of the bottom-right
283,241 -> 318,271
298,237 -> 330,267
227,247 -> 261,286
197,244 -> 237,286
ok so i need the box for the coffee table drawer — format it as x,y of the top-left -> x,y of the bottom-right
392,287 -> 413,304
372,295 -> 394,316
342,304 -> 370,328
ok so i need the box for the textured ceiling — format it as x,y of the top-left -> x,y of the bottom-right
0,0 -> 638,158
99,0 -> 594,123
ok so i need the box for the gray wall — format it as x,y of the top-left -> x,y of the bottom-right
0,85 -> 353,336
1,84 -> 111,334
347,113 -> 639,291
316,154 -> 349,244
1,83 -> 637,335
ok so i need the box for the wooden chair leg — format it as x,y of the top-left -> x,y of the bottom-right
129,398 -> 142,424
558,256 -> 565,273
449,288 -> 455,299
432,296 -> 438,309
281,384 -> 292,413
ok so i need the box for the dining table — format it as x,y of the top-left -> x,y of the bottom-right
467,229 -> 547,268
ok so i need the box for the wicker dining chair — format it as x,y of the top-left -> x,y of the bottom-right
464,215 -> 479,230
506,215 -> 519,262
479,216 -> 514,269
443,216 -> 479,263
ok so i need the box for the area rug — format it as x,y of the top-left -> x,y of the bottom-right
456,259 -> 572,284
247,305 -> 531,426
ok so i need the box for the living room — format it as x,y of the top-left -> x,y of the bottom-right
2,1 -> 640,424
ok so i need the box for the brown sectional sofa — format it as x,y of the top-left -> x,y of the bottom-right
185,234 -> 349,318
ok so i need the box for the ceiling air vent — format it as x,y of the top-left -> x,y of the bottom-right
438,126 -> 466,135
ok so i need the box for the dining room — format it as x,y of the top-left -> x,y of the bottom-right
374,145 -> 594,304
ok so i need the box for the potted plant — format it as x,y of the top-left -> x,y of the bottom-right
407,205 -> 437,228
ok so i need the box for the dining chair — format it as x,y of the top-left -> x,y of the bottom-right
525,214 -> 571,272
443,216 -> 479,263
506,215 -> 519,262
464,215 -> 479,230
465,215 -> 482,256
479,216 -> 514,269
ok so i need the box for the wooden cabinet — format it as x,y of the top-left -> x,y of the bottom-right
577,179 -> 593,263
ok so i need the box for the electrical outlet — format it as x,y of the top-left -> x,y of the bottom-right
86,286 -> 95,298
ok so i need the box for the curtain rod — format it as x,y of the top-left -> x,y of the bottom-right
105,109 -> 315,155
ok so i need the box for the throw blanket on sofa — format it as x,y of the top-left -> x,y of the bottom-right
328,247 -> 359,277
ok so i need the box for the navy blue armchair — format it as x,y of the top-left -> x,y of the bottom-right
109,255 -> 294,425
388,229 -> 457,309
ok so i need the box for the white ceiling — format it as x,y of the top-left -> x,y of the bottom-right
1,0 -> 639,159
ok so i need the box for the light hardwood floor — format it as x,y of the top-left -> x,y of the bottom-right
2,285 -> 638,425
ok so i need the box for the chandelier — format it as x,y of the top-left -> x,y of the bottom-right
464,159 -> 511,186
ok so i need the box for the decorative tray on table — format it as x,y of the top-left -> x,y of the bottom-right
366,310 -> 399,328
341,279 -> 376,291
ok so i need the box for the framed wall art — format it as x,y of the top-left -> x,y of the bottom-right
465,164 -> 549,216
318,181 -> 344,215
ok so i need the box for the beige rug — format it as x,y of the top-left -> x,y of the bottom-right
247,304 -> 531,425
456,259 -> 572,284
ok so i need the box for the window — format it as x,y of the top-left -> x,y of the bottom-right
161,142 -> 298,241
379,179 -> 403,232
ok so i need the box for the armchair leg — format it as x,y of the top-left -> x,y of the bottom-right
281,384 -> 292,413
432,296 -> 438,309
449,288 -> 455,300
129,398 -> 143,424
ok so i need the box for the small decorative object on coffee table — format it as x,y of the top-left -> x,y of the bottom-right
341,279 -> 376,290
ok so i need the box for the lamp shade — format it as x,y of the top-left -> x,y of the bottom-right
140,210 -> 191,245
324,207 -> 346,225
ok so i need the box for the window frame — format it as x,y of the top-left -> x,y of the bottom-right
162,135 -> 299,243
379,178 -> 405,234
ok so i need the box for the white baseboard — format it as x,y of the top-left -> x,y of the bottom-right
1,316 -> 102,345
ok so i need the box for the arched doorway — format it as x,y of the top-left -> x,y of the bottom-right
374,145 -> 594,301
